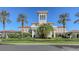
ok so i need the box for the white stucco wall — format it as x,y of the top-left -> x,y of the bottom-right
47,31 -> 52,38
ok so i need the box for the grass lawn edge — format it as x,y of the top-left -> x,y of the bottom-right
2,42 -> 79,45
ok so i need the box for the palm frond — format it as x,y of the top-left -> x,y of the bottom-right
59,13 -> 69,18
0,10 -> 11,24
17,18 -> 21,22
75,12 -> 79,17
17,14 -> 28,26
58,13 -> 70,26
58,19 -> 63,24
1,10 -> 9,16
74,19 -> 79,23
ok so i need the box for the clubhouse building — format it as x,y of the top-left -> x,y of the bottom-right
19,11 -> 67,38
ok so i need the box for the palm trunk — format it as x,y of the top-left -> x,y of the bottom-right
21,28 -> 23,39
3,21 -> 6,39
63,25 -> 66,37
21,20 -> 24,39
64,26 -> 66,33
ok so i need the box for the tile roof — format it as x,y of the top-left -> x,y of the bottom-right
57,26 -> 65,28
0,30 -> 17,33
71,30 -> 79,32
18,26 -> 31,28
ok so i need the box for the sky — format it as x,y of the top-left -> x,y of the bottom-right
0,7 -> 79,31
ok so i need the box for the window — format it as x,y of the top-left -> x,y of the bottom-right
40,14 -> 46,20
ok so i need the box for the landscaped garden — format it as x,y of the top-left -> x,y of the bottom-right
0,31 -> 78,45
0,37 -> 79,45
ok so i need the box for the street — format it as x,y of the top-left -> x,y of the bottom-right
0,45 -> 79,51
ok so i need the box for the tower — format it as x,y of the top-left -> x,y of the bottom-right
37,11 -> 48,24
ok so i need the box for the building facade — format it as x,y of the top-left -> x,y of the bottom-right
18,26 -> 31,33
18,11 -> 67,38
31,11 -> 53,38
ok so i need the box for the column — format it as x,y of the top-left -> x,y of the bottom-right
53,30 -> 56,38
32,30 -> 35,38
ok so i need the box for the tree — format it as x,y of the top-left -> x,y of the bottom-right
17,14 -> 28,38
0,10 -> 11,38
58,13 -> 70,34
37,24 -> 53,38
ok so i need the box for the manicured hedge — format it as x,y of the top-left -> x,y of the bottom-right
3,37 -> 34,41
7,32 -> 32,38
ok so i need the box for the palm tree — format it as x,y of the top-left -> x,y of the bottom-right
58,13 -> 70,34
17,14 -> 28,38
37,24 -> 53,38
0,10 -> 11,38
74,12 -> 79,38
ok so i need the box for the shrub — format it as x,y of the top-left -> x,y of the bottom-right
4,36 -> 33,41
8,32 -> 32,38
23,32 -> 32,38
8,33 -> 18,38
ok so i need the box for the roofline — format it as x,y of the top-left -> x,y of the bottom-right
37,11 -> 48,14
18,26 -> 31,28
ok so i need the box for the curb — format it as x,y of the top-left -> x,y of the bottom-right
3,43 -> 79,45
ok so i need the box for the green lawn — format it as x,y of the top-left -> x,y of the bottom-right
0,38 -> 79,45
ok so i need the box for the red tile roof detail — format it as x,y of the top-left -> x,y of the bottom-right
18,26 -> 31,28
71,30 -> 79,32
0,30 -> 16,33
57,26 -> 65,28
